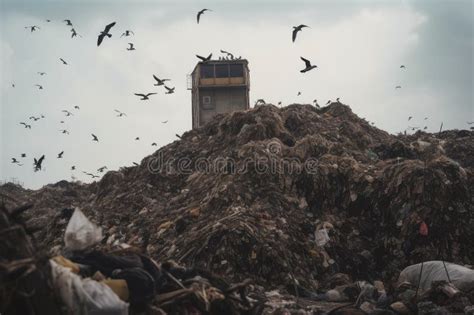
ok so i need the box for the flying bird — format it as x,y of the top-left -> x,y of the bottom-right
60,129 -> 70,134
313,99 -> 319,107
326,100 -> 331,105
21,153 -> 26,158
60,58 -> 68,65
29,116 -> 40,121
161,120 -> 168,124
91,134 -> 99,142
11,158 -> 19,164
176,134 -> 182,139
165,86 -> 175,94
133,162 -> 139,166
135,137 -> 140,140
120,30 -> 134,37
35,84 -> 43,90
74,105 -> 80,110
395,85 -> 402,89
255,99 -> 266,105
46,19 -> 51,22
38,72 -> 46,75
400,65 -> 406,69
57,151 -> 64,158
134,93 -> 157,100
300,57 -> 317,73
71,166 -> 76,170
196,53 -> 212,62
466,121 -> 474,125
153,75 -> 170,86
83,171 -> 99,178
408,116 -> 413,121
34,155 -> 45,172
64,19 -> 73,26
151,142 -> 157,146
97,166 -> 107,173
114,109 -> 127,117
20,122 -> 32,129
439,122 -> 443,133
278,101 -> 282,106
71,28 -> 82,38
97,22 -> 116,46
336,97 -> 340,103
11,83 -> 15,88
297,91 -> 302,96
220,49 -> 234,59
126,43 -> 136,51
197,9 -> 211,24
62,110 -> 73,116
25,25 -> 40,32
292,24 -> 308,42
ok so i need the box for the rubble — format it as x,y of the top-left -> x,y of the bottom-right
1,103 -> 473,314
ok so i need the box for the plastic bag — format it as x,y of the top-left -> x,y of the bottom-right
50,260 -> 128,315
398,261 -> 474,293
315,228 -> 330,247
65,208 -> 103,250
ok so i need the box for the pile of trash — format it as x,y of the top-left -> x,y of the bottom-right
1,103 -> 473,314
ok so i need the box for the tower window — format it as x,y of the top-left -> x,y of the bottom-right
215,64 -> 229,78
200,64 -> 214,78
230,64 -> 244,77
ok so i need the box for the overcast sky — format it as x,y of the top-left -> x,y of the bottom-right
1,0 -> 473,189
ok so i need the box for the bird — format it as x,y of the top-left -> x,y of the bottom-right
400,65 -> 406,69
37,72 -> 46,75
255,99 -> 266,105
71,28 -> 82,38
29,116 -> 40,121
395,85 -> 402,89
153,75 -> 170,86
97,22 -> 116,46
423,126 -> 428,130
97,166 -> 107,173
46,19 -> 51,22
197,9 -> 211,24
114,109 -> 127,117
176,134 -> 182,139
300,57 -> 317,73
467,121 -> 474,125
35,84 -> 43,90
60,121 -> 65,124
151,142 -> 157,146
83,171 -> 99,178
64,19 -> 73,26
133,162 -> 139,166
57,151 -> 64,158
336,97 -> 340,103
408,116 -> 413,121
134,93 -> 157,100
135,137 -> 140,140
120,30 -> 134,37
40,114 -> 45,118
165,86 -> 175,94
20,122 -> 32,129
297,91 -> 302,96
60,58 -> 68,65
11,158 -> 19,164
278,101 -> 282,106
62,110 -> 73,116
439,122 -> 443,133
71,166 -> 76,170
33,155 -> 45,172
60,129 -> 70,134
91,134 -> 99,142
161,120 -> 168,123
74,105 -> 80,110
292,24 -> 308,42
25,25 -> 40,32
313,99 -> 319,107
11,83 -> 15,88
126,43 -> 135,51
220,49 -> 234,59
424,117 -> 428,120
21,153 -> 26,158
196,53 -> 212,62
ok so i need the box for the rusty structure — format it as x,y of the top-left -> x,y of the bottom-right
189,59 -> 250,129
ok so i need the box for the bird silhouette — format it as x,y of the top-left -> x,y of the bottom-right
74,105 -> 80,110
25,25 -> 40,32
196,53 -> 212,62
439,122 -> 443,133
153,75 -> 170,86
21,153 -> 26,158
60,58 -> 68,65
395,85 -> 402,89
64,19 -> 73,26
34,155 -> 45,172
292,24 -> 308,42
20,122 -> 32,129
11,158 -> 19,164
220,49 -> 234,60
197,9 -> 211,24
97,22 -> 116,46
97,166 -> 107,173
278,101 -> 282,106
297,91 -> 301,96
424,117 -> 428,120
71,166 -> 76,170
300,57 -> 317,73
60,129 -> 70,135
114,109 -> 127,117
126,43 -> 135,51
57,151 -> 64,158
408,116 -> 413,121
255,99 -> 266,106
83,171 -> 99,178
11,83 -> 15,88
400,65 -> 406,69
133,162 -> 139,166
326,100 -> 331,105
466,121 -> 474,125
46,19 -> 51,22
29,116 -> 40,121
165,86 -> 175,94
135,93 -> 157,100
37,72 -> 46,75
336,97 -> 340,103
135,137 -> 140,141
120,30 -> 134,37
176,134 -> 182,139
151,142 -> 157,146
71,28 -> 82,38
91,134 -> 99,141
35,84 -> 43,90
161,120 -> 168,124
62,110 -> 73,116
313,99 -> 319,107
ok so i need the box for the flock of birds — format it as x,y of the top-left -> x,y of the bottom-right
9,9 -> 474,182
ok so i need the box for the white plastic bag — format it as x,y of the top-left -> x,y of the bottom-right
50,260 -> 128,315
398,261 -> 474,293
315,228 -> 330,247
65,208 -> 103,250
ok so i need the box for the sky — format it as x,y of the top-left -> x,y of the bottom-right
1,0 -> 473,189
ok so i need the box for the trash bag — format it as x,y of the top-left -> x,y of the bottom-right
65,208 -> 103,251
50,260 -> 128,315
398,261 -> 474,294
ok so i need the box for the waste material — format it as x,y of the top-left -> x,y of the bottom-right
1,103 -> 473,314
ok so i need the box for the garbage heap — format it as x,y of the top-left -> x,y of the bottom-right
1,103 -> 473,294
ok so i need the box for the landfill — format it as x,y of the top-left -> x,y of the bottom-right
1,103 -> 473,314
